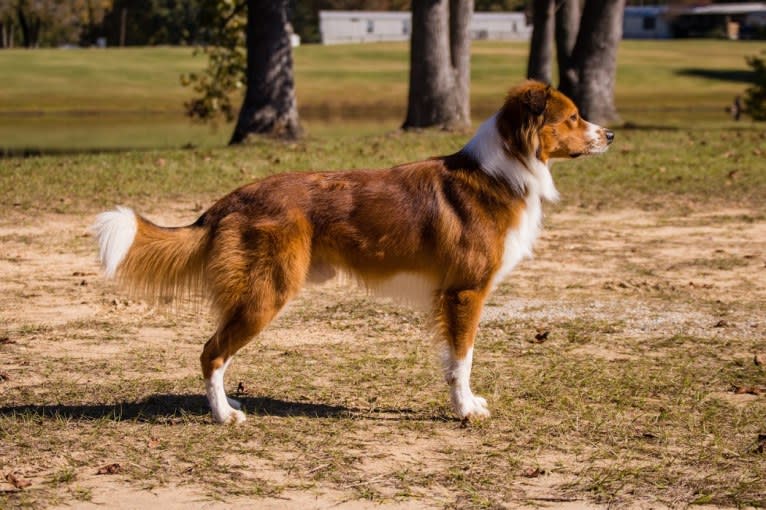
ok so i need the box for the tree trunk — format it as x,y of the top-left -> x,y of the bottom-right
17,6 -> 31,48
555,0 -> 580,97
229,0 -> 301,145
526,0 -> 554,84
568,0 -> 625,124
450,0 -> 472,125
120,8 -> 127,47
402,0 -> 472,130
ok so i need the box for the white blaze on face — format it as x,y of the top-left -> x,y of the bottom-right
585,121 -> 609,154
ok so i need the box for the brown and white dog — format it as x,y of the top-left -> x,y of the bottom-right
92,81 -> 613,424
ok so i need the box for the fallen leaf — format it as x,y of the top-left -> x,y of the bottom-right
0,337 -> 15,345
96,463 -> 121,475
521,467 -> 545,478
713,320 -> 729,328
733,385 -> 765,396
5,472 -> 31,489
532,331 -> 549,343
236,381 -> 249,395
0,371 -> 9,382
148,438 -> 160,449
754,434 -> 766,454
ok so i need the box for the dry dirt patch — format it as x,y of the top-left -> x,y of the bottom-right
1,205 -> 765,508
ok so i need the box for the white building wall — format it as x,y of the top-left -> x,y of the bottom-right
319,11 -> 529,45
472,12 -> 532,40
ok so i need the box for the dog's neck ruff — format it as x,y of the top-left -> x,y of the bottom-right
462,113 -> 559,203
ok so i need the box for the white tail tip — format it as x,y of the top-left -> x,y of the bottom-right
91,206 -> 137,278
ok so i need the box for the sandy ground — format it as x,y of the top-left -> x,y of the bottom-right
1,203 -> 764,509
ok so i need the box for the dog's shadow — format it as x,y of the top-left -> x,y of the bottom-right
0,394 -> 438,423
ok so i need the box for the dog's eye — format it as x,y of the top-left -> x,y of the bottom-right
569,113 -> 578,122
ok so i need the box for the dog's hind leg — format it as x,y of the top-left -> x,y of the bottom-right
200,288 -> 305,423
435,287 -> 491,420
200,307 -> 278,425
200,216 -> 311,424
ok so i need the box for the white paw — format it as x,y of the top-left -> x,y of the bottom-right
212,408 -> 247,425
453,394 -> 491,420
227,397 -> 242,410
226,409 -> 246,424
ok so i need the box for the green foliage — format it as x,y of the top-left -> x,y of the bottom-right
181,0 -> 246,122
100,0 -> 206,46
744,51 -> 766,121
0,0 -> 110,47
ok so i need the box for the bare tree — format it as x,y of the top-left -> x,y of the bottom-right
568,0 -> 625,124
230,0 -> 301,144
402,0 -> 473,130
527,0 -> 554,83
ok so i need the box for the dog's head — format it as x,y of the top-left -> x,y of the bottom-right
497,81 -> 614,163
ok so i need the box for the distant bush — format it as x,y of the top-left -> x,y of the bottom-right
744,51 -> 766,120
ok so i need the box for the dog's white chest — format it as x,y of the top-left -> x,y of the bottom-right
492,197 -> 542,287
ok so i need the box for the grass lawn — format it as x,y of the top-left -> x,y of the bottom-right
0,39 -> 764,152
0,40 -> 765,509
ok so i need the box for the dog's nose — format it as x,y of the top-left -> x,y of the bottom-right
605,129 -> 615,144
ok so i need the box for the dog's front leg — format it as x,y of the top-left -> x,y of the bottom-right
436,288 -> 491,420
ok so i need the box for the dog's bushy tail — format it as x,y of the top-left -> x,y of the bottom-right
91,207 -> 209,304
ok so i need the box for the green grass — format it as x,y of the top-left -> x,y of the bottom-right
0,40 -> 764,151
1,40 -> 763,117
1,123 -> 764,214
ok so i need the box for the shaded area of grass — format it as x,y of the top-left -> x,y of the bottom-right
0,395 -> 354,421
676,67 -> 755,83
1,124 -> 764,214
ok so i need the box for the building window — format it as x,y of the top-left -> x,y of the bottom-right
367,19 -> 375,33
643,16 -> 656,30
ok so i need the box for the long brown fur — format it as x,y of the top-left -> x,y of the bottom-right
117,217 -> 209,304
100,81 -> 612,416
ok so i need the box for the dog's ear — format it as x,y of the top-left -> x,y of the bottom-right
522,85 -> 551,117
